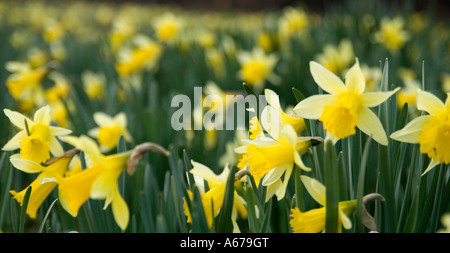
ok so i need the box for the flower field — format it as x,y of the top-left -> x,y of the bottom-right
0,0 -> 450,236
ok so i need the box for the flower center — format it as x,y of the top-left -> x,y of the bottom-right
245,138 -> 294,182
319,91 -> 361,139
418,111 -> 450,164
290,207 -> 326,233
97,124 -> 124,149
241,61 -> 268,85
20,123 -> 51,163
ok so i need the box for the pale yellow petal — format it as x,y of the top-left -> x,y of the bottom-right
262,165 -> 288,186
293,94 -> 337,119
49,136 -> 64,157
114,112 -> 127,129
301,175 -> 326,206
2,131 -> 27,151
190,160 -> 220,187
361,87 -> 401,107
34,105 -> 51,125
294,152 -> 311,171
345,59 -> 365,94
93,112 -> 115,127
10,155 -> 44,173
79,136 -> 103,164
417,89 -> 445,115
264,89 -> 281,109
339,209 -> 352,230
356,107 -> 388,146
112,189 -> 129,230
390,115 -> 430,144
422,159 -> 440,176
4,109 -> 32,129
265,179 -> 282,203
310,61 -> 346,95
49,126 -> 72,136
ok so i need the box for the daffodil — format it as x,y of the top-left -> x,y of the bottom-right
237,47 -> 280,92
116,34 -> 163,77
290,175 -> 356,233
438,213 -> 450,233
109,17 -> 136,53
294,60 -> 399,145
391,89 -> 450,175
2,105 -> 72,163
82,70 -> 106,99
58,135 -> 132,230
315,39 -> 354,75
153,13 -> 183,43
88,112 -> 133,152
235,107 -> 311,202
183,161 -> 247,232
278,7 -> 309,44
9,154 -> 73,218
5,61 -> 47,105
373,17 -> 410,53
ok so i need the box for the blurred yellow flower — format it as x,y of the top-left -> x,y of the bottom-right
237,47 -> 279,91
82,70 -> 106,99
391,90 -> 450,175
290,175 -> 356,233
2,105 -> 72,163
183,161 -> 247,232
43,18 -> 65,43
109,17 -> 136,53
278,7 -> 309,44
315,39 -> 354,75
154,13 -> 183,43
5,61 -> 47,103
116,35 -> 163,77
88,112 -> 133,152
294,60 -> 399,144
373,17 -> 410,52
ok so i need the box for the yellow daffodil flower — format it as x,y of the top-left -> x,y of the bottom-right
294,60 -> 399,145
9,155 -> 73,218
116,35 -> 163,77
235,107 -> 311,202
153,13 -> 183,43
237,47 -> 280,92
361,64 -> 382,92
391,89 -> 450,175
88,112 -> 133,152
438,213 -> 450,233
58,135 -> 132,230
109,17 -> 136,53
2,105 -> 72,163
183,161 -> 247,232
315,39 -> 354,75
290,175 -> 356,233
278,7 -> 309,44
373,17 -> 410,53
5,61 -> 47,103
82,70 -> 106,99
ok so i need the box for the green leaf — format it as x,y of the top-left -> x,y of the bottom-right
292,87 -> 305,103
38,198 -> 59,233
215,166 -> 236,233
355,137 -> 372,232
324,140 -> 339,233
19,186 -> 32,233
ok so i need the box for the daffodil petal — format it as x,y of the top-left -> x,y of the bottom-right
417,89 -> 445,115
10,155 -> 44,173
422,159 -> 440,176
294,152 -> 311,171
339,209 -> 352,230
361,87 -> 401,107
262,164 -> 288,186
49,136 -> 64,157
4,109 -> 32,129
114,112 -> 127,129
345,59 -> 365,94
93,112 -> 114,127
301,175 -> 326,206
112,189 -> 129,230
79,136 -> 103,164
190,160 -> 220,186
357,107 -> 388,146
264,89 -> 281,109
2,131 -> 27,151
293,94 -> 337,119
34,105 -> 51,125
49,126 -> 72,136
310,61 -> 346,95
390,115 -> 430,144
265,179 -> 282,203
